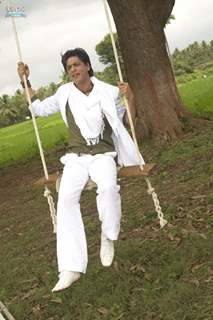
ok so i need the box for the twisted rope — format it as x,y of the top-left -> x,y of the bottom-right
44,187 -> 57,233
145,178 -> 167,228
8,5 -> 57,232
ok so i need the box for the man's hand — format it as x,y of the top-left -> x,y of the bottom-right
17,61 -> 30,81
17,62 -> 35,101
118,81 -> 134,101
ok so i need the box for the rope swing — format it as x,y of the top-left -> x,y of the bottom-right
102,0 -> 167,228
5,3 -> 57,233
5,1 -> 167,230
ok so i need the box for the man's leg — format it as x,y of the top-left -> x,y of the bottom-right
56,156 -> 89,275
89,154 -> 121,265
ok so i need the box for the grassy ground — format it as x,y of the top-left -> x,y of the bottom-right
0,74 -> 213,319
0,113 -> 67,168
178,74 -> 213,119
0,119 -> 213,319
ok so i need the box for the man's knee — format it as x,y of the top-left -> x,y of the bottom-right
58,189 -> 81,206
97,182 -> 120,195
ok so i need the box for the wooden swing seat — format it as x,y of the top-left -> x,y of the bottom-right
35,163 -> 156,191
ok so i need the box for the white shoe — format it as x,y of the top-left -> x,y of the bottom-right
100,233 -> 114,267
52,271 -> 80,292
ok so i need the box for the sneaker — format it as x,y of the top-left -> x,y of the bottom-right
52,271 -> 80,292
100,233 -> 114,267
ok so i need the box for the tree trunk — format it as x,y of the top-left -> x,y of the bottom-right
107,0 -> 188,141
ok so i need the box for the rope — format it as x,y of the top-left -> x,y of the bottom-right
102,0 -> 167,228
145,178 -> 167,228
8,5 -> 57,233
44,187 -> 57,233
0,301 -> 16,320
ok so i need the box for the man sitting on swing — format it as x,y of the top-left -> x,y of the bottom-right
18,48 -> 144,292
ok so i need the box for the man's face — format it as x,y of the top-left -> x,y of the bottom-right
66,56 -> 90,85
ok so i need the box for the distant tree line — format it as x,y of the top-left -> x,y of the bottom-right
172,40 -> 213,75
95,37 -> 213,83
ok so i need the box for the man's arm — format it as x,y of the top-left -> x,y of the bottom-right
17,62 -> 60,117
118,82 -> 137,127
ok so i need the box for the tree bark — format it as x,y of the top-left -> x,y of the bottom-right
107,0 -> 188,141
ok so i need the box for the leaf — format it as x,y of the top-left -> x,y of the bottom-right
50,297 -> 62,304
190,195 -> 206,199
84,303 -> 93,308
130,264 -> 146,273
32,304 -> 42,316
203,276 -> 213,283
189,278 -> 200,287
115,313 -> 125,320
113,260 -> 119,271
168,233 -> 175,241
97,307 -> 109,315
191,262 -> 205,273
197,233 -> 208,240
208,268 -> 213,275
21,288 -> 37,300
144,273 -> 152,281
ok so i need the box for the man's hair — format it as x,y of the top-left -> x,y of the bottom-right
61,48 -> 94,77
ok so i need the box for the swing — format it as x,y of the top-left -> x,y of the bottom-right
35,163 -> 157,192
7,0 -> 167,233
0,301 -> 16,320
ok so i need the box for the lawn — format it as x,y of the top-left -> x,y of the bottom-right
0,113 -> 68,168
0,119 -> 213,319
0,74 -> 213,318
178,74 -> 213,118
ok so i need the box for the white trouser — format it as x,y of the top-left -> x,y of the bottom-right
56,153 -> 121,274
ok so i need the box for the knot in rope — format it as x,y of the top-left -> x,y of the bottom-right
145,178 -> 167,228
147,187 -> 155,195
44,186 -> 57,233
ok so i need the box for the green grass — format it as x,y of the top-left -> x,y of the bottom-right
0,73 -> 213,318
0,120 -> 213,319
179,74 -> 213,118
0,113 -> 68,168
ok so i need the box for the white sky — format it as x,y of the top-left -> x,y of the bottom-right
0,0 -> 212,95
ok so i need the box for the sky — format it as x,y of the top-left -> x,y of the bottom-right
0,0 -> 212,96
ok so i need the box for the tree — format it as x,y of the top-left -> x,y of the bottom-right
60,71 -> 69,84
107,0 -> 187,140
95,33 -> 122,85
95,66 -> 119,85
167,14 -> 175,24
96,33 -> 121,65
0,94 -> 18,126
96,14 -> 176,84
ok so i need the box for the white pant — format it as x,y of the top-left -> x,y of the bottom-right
56,153 -> 121,273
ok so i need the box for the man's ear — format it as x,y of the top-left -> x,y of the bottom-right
86,63 -> 90,72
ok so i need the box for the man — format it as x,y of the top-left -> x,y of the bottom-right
18,48 -> 144,292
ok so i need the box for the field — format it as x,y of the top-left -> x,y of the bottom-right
0,76 -> 213,319
0,113 -> 68,168
178,74 -> 213,118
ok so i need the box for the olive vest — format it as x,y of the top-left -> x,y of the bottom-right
66,101 -> 115,155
